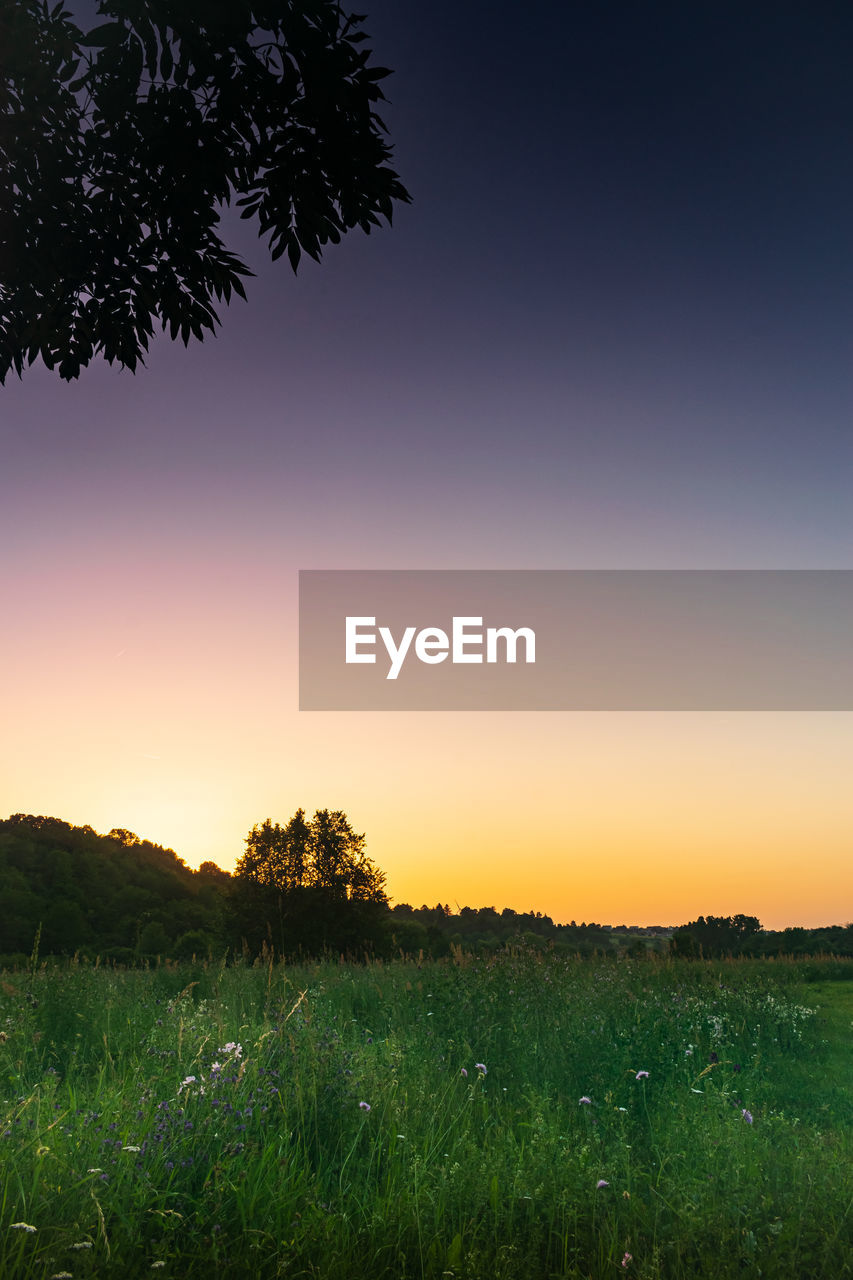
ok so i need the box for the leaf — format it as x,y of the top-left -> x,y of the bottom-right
141,22 -> 158,78
79,22 -> 124,48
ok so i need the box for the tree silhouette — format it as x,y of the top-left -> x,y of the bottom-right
669,914 -> 762,958
236,808 -> 386,902
0,814 -> 227,959
238,810 -> 311,893
0,0 -> 410,382
232,808 -> 387,955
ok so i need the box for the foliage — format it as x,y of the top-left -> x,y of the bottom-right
1,813 -> 850,963
232,808 -> 388,956
0,814 -> 230,959
392,903 -> 633,957
0,0 -> 411,382
669,914 -> 762,959
238,808 -> 385,901
0,955 -> 850,1278
745,922 -> 853,958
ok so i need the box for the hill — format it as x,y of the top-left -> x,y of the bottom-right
0,814 -> 229,961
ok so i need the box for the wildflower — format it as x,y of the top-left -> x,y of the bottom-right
460,1068 -> 468,1078
359,1101 -> 371,1112
474,1063 -> 487,1074
10,1222 -> 37,1232
636,1071 -> 649,1080
622,1252 -> 632,1267
741,1109 -> 753,1124
596,1179 -> 609,1188
579,1096 -> 592,1105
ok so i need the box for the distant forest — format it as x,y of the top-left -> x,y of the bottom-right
1,814 -> 850,964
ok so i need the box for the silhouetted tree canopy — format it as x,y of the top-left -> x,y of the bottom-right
0,0 -> 410,382
237,808 -> 386,902
232,808 -> 388,955
669,914 -> 762,958
2,813 -> 850,963
0,814 -> 230,958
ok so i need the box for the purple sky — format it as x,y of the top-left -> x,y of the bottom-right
4,2 -> 852,569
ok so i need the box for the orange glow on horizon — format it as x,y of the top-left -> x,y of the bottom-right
1,551 -> 849,933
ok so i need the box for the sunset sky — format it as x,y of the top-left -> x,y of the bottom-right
2,2 -> 851,927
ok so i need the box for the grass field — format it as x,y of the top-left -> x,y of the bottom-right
1,952 -> 850,1279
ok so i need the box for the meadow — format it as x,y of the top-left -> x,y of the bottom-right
1,951 -> 850,1279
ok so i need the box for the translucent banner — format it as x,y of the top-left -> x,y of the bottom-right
298,570 -> 853,710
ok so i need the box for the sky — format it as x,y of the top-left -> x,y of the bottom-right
1,1 -> 851,927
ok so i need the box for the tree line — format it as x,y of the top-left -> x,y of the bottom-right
0,813 -> 850,963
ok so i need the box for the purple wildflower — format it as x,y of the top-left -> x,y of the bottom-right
596,1179 -> 609,1189
474,1063 -> 487,1074
622,1252 -> 632,1268
636,1071 -> 650,1080
460,1068 -> 468,1078
359,1101 -> 371,1112
741,1109 -> 753,1124
579,1096 -> 592,1105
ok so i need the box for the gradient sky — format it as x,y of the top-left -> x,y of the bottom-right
2,2 -> 851,927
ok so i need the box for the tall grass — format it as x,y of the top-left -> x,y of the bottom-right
1,953 -> 850,1278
